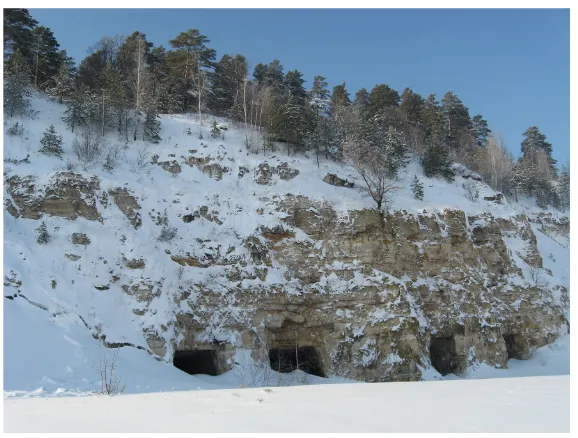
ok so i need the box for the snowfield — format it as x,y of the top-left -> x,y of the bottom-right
2,93 -> 570,432
3,375 -> 569,433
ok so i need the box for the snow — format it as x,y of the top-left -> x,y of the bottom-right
3,375 -> 569,432
1,94 -> 570,429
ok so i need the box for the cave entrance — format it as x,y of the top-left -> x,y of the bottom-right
269,346 -> 325,377
173,350 -> 220,376
430,336 -> 460,376
503,334 -> 526,360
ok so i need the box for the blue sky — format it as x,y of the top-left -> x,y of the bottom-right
29,8 -> 570,167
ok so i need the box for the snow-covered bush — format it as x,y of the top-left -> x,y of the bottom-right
36,221 -> 50,244
102,144 -> 124,173
463,182 -> 479,202
129,149 -> 150,174
158,226 -> 177,242
7,121 -> 25,137
72,131 -> 105,170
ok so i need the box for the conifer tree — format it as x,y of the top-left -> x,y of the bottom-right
422,133 -> 455,182
62,86 -> 88,133
329,82 -> 351,116
143,105 -> 161,143
411,175 -> 424,200
210,120 -> 221,139
557,166 -> 570,212
36,221 -> 50,244
4,50 -> 33,118
39,124 -> 64,157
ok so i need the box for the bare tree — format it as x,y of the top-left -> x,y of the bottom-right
98,348 -> 125,395
343,139 -> 399,212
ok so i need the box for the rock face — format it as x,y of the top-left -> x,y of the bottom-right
147,196 -> 568,383
4,170 -> 568,383
109,188 -> 142,229
6,172 -> 102,221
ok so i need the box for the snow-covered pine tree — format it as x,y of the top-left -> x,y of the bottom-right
421,135 -> 455,182
36,221 -> 50,244
39,124 -> 63,157
4,50 -> 33,118
210,120 -> 221,139
143,105 -> 161,143
49,62 -> 74,104
411,175 -> 424,200
62,87 -> 88,133
557,166 -> 570,211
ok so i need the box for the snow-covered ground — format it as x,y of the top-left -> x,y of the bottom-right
3,375 -> 569,432
2,94 -> 570,432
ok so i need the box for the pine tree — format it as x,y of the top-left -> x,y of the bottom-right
422,134 -> 455,182
143,105 -> 161,143
400,88 -> 424,126
4,49 -> 32,118
3,8 -> 38,61
557,166 -> 570,212
470,114 -> 491,147
329,82 -> 351,117
30,26 -> 61,89
62,86 -> 88,133
210,120 -> 221,139
353,88 -> 370,117
411,175 -> 424,200
39,124 -> 64,157
367,84 -> 400,119
49,61 -> 75,104
309,75 -> 330,117
520,126 -> 556,175
36,221 -> 50,244
441,91 -> 471,150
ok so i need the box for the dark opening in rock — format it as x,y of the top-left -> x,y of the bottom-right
503,334 -> 526,360
269,346 -> 325,377
173,350 -> 219,376
430,336 -> 460,375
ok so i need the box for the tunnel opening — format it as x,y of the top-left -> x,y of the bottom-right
503,334 -> 526,360
173,349 -> 220,376
430,336 -> 460,376
269,346 -> 325,377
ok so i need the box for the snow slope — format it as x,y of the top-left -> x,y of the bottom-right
3,375 -> 569,433
2,93 -> 570,398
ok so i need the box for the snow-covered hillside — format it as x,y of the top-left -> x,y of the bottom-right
3,93 -> 570,397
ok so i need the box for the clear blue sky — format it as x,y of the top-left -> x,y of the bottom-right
29,8 -> 570,167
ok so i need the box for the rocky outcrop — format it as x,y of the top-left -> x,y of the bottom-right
146,196 -> 568,384
109,188 -> 142,229
255,163 -> 273,185
158,160 -> 182,174
276,162 -> 299,180
71,233 -> 91,245
323,173 -> 354,188
5,172 -> 102,221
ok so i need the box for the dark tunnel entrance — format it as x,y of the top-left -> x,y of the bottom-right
269,346 -> 325,377
503,334 -> 526,360
430,336 -> 460,376
173,350 -> 220,376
